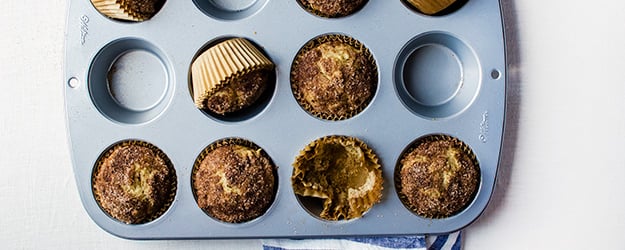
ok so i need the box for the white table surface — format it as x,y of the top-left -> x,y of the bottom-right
1,0 -> 624,249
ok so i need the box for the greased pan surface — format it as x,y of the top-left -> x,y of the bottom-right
64,0 -> 506,239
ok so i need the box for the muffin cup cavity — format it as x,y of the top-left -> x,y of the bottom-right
291,135 -> 383,221
291,34 -> 378,121
297,0 -> 369,18
193,0 -> 268,20
91,0 -> 166,22
92,140 -> 177,225
192,138 -> 278,224
401,0 -> 468,16
394,32 -> 480,119
89,38 -> 173,124
394,134 -> 480,219
189,37 -> 277,123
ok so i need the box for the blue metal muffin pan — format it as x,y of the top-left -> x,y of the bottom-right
64,0 -> 506,239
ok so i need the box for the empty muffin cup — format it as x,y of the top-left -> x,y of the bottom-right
192,0 -> 269,20
394,32 -> 479,119
89,38 -> 173,124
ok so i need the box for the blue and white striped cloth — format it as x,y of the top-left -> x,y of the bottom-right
262,231 -> 462,250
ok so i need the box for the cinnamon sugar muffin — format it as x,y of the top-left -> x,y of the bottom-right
92,141 -> 176,224
192,139 -> 276,223
397,135 -> 479,218
126,0 -> 165,16
202,69 -> 271,115
291,35 -> 377,120
298,0 -> 368,17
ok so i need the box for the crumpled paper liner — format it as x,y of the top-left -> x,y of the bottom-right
191,38 -> 274,109
291,135 -> 383,221
405,0 -> 458,15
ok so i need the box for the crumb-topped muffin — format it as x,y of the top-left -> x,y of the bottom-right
298,0 -> 368,17
191,38 -> 274,115
291,35 -> 377,120
291,136 -> 383,220
397,135 -> 479,218
125,0 -> 166,16
193,139 -> 276,223
92,141 -> 176,224
201,69 -> 271,115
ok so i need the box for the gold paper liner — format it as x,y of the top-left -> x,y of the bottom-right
404,0 -> 458,15
91,0 -> 161,21
191,138 -> 278,223
394,134 -> 480,219
99,0 -> 159,20
291,135 -> 383,221
191,38 -> 275,109
297,0 -> 368,18
91,0 -> 144,21
92,140 -> 177,224
290,34 -> 378,121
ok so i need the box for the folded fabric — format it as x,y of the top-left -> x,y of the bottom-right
262,231 -> 461,250
427,232 -> 463,250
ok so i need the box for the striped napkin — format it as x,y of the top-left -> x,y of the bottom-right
262,231 -> 462,250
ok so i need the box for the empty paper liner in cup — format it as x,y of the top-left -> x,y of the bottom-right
404,0 -> 458,15
291,135 -> 383,221
191,38 -> 275,111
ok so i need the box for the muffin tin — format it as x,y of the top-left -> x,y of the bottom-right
64,0 -> 506,239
